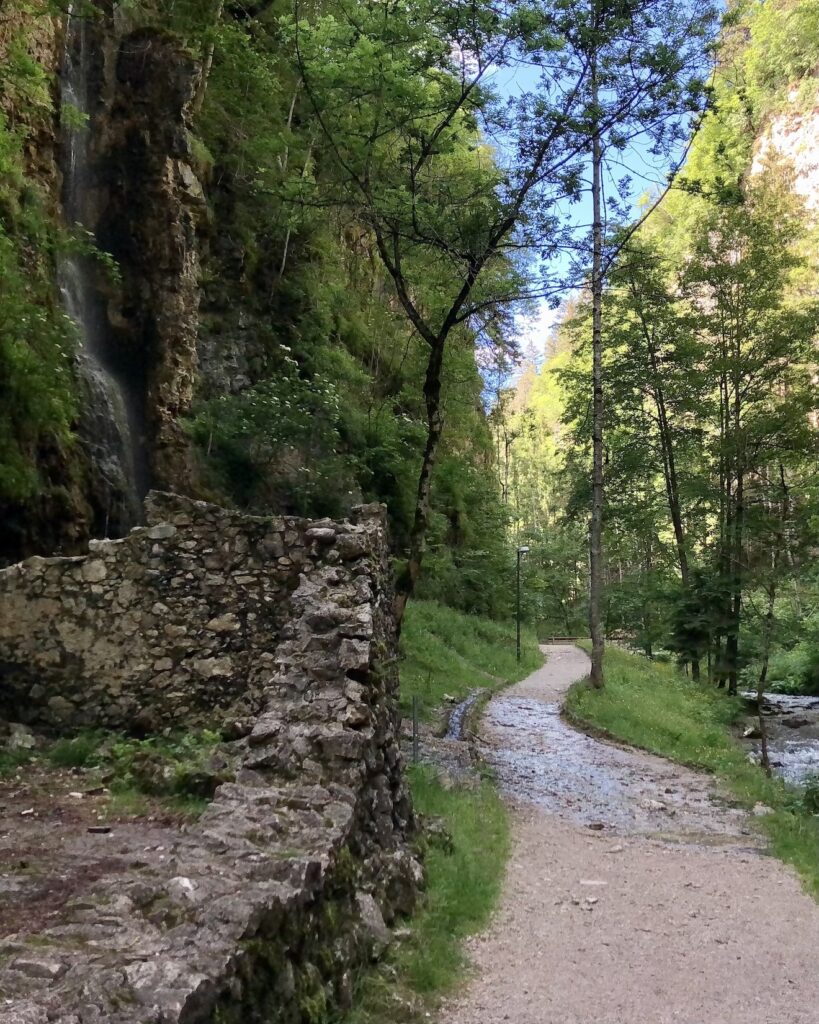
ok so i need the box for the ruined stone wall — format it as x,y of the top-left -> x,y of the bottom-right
0,492 -> 389,733
0,492 -> 421,1024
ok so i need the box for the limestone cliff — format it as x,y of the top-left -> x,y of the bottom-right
752,86 -> 819,214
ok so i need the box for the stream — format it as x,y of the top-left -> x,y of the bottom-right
740,692 -> 819,786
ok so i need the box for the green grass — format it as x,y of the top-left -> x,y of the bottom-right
566,644 -> 819,897
400,599 -> 542,717
48,732 -> 106,768
343,765 -> 509,1022
1,729 -> 222,821
0,747 -> 35,778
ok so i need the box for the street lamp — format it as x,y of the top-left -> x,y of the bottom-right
516,545 -> 530,662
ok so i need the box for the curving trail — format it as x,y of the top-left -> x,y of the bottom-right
440,645 -> 819,1024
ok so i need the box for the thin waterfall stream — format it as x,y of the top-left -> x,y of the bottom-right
59,6 -> 144,532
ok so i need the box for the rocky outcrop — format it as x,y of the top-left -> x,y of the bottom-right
0,493 -> 421,1023
98,26 -> 206,490
0,11 -> 60,189
0,7 -> 208,561
752,86 -> 819,214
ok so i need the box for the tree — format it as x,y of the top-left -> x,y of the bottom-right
605,240 -> 710,676
683,168 -> 819,693
289,0 -> 716,625
553,0 -> 717,684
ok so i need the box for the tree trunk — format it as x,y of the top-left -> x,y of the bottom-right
191,2 -> 225,117
394,338 -> 446,625
756,581 -> 775,777
588,51 -> 605,689
727,344 -> 744,697
652,374 -> 701,681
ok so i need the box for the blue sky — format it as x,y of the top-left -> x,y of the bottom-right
484,53 -> 695,366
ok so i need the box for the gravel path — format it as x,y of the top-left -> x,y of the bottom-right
440,645 -> 819,1024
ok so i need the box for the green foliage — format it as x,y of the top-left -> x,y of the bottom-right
399,600 -> 542,718
0,746 -> 35,778
343,766 -> 509,1023
106,730 -> 225,799
187,354 -> 356,517
0,97 -> 76,503
47,732 -> 105,768
744,0 -> 819,113
43,728 -> 225,804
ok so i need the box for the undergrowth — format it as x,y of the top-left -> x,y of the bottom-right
1,728 -> 225,819
566,644 -> 819,898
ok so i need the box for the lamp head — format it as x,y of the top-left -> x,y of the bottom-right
518,545 -> 530,554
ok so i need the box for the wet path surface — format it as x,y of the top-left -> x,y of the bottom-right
441,645 -> 819,1024
482,646 -> 749,839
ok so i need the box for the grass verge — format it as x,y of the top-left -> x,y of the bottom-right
565,644 -> 819,897
343,765 -> 509,1023
343,600 -> 540,1022
400,599 -> 542,718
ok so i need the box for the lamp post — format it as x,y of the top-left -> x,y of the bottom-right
516,545 -> 529,662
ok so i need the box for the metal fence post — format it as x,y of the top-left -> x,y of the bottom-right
412,695 -> 419,764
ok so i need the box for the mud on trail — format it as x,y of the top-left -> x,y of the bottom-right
441,645 -> 819,1024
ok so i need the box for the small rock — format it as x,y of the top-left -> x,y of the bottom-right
145,523 -> 178,540
356,891 -> 391,958
752,802 -> 774,817
168,876 -> 197,901
607,844 -> 625,854
205,613 -> 241,633
742,725 -> 762,739
587,822 -> 606,831
87,825 -> 112,834
7,723 -> 36,751
306,526 -> 336,544
47,695 -> 76,721
10,956 -> 67,981
639,798 -> 667,812
80,559 -> 108,583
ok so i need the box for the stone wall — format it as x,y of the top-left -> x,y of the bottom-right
0,492 -> 385,734
0,493 -> 421,1023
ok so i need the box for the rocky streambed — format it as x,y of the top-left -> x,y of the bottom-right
741,692 -> 819,785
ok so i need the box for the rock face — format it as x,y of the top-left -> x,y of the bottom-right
99,25 -> 206,491
752,87 -> 819,213
0,494 -> 421,1023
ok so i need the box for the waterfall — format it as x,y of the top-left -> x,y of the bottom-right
59,5 -> 143,533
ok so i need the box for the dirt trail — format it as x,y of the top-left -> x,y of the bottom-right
441,645 -> 819,1024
